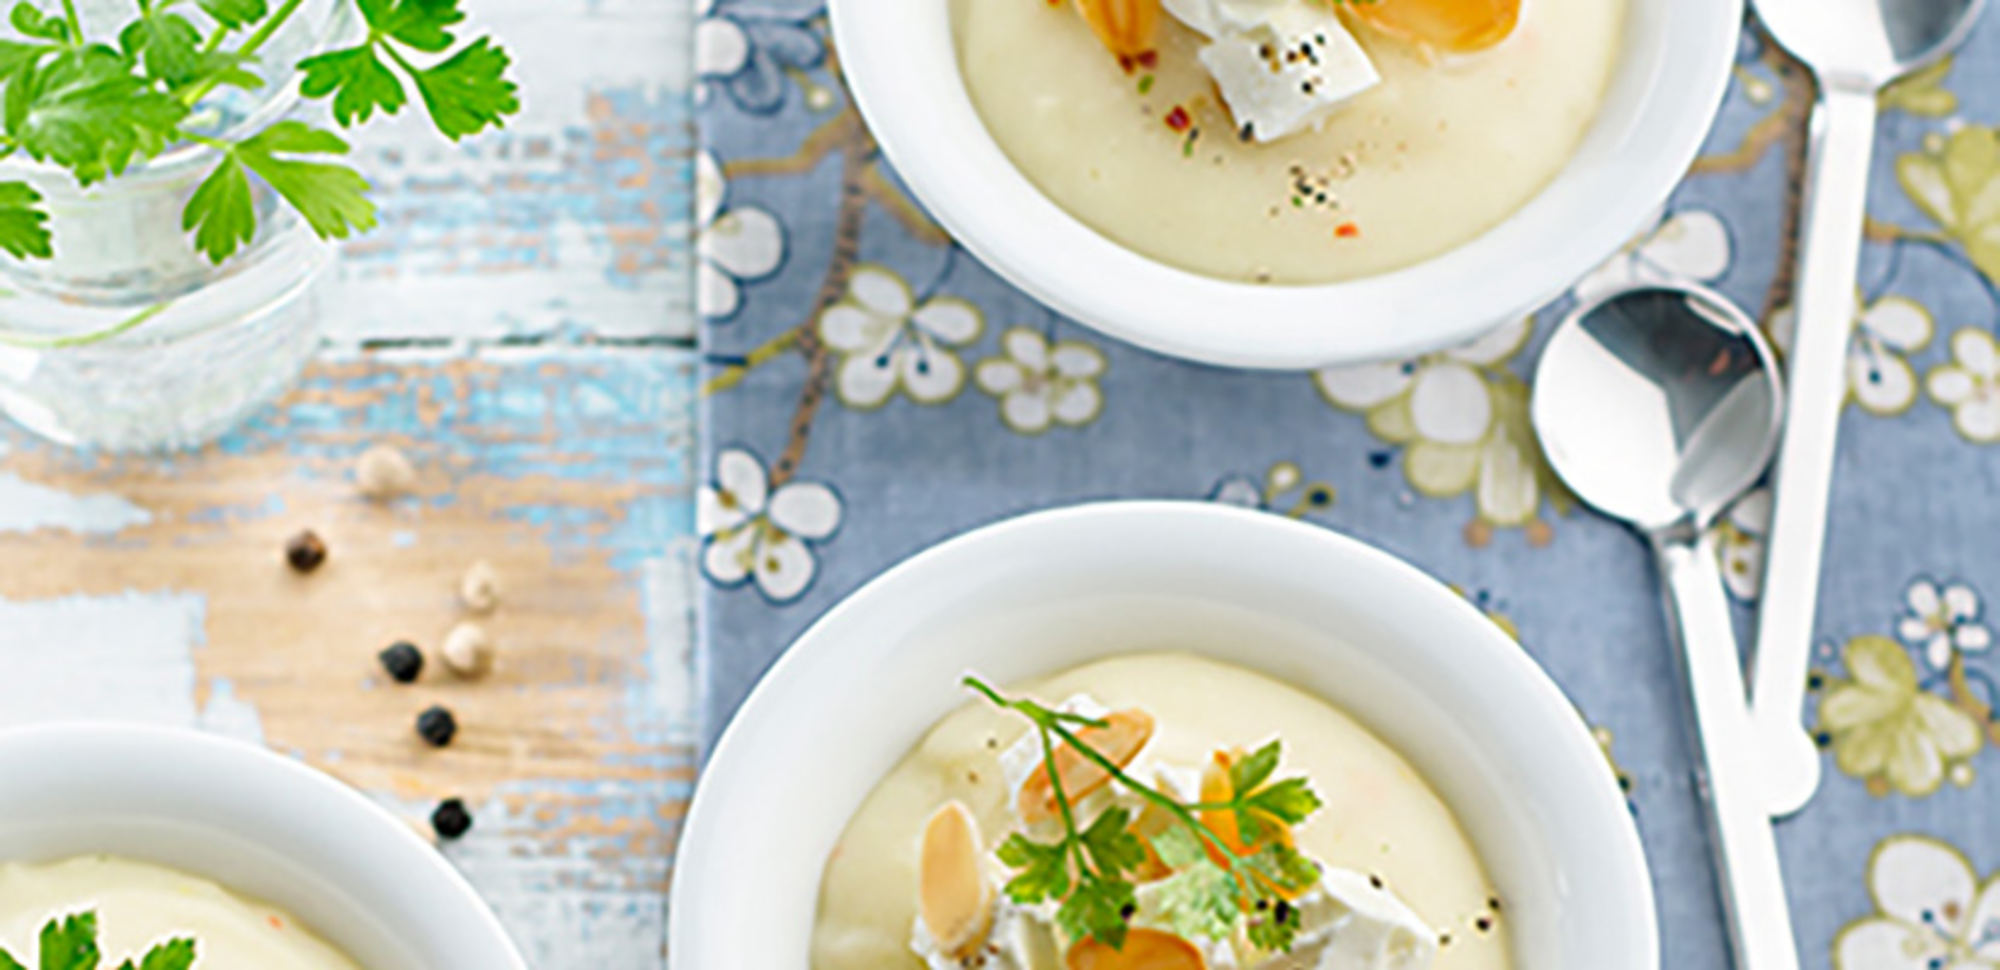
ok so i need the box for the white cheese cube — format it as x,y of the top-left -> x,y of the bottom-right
1187,3 -> 1380,143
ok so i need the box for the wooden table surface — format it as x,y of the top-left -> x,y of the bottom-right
0,1 -> 698,966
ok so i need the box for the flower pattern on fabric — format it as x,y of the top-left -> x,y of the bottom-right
1210,461 -> 1336,519
1819,635 -> 1983,798
1834,834 -> 2000,969
1714,487 -> 1771,603
698,448 -> 842,603
1313,318 -> 1561,537
1881,59 -> 1961,117
1573,209 -> 1732,301
694,0 -> 826,114
1773,295 -> 1936,416
820,264 -> 984,408
1900,580 -> 1994,672
974,327 -> 1108,434
1929,329 -> 2000,443
696,151 -> 784,321
1900,126 -> 2000,285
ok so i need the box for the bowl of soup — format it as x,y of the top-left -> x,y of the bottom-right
0,724 -> 526,970
828,0 -> 1738,368
670,502 -> 1656,968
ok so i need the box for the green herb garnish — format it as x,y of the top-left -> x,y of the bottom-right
0,910 -> 195,970
966,676 -> 1325,954
0,0 -> 519,266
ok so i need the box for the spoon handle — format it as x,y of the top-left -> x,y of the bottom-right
1749,84 -> 1878,818
1657,533 -> 1802,970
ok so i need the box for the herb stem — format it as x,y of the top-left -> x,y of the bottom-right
58,0 -> 82,40
180,0 -> 309,105
0,299 -> 173,349
1037,721 -> 1095,887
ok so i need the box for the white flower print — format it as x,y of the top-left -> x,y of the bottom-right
1929,329 -> 2000,443
1770,294 -> 1935,416
694,0 -> 749,102
1713,487 -> 1770,603
696,151 -> 784,321
697,448 -> 841,603
974,327 -> 1108,434
1573,209 -> 1732,301
819,264 -> 984,408
1835,835 -> 2000,970
1314,318 -> 1546,529
1899,579 -> 1993,671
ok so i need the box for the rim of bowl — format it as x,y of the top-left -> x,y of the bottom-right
829,0 -> 1741,369
0,722 -> 527,969
672,501 -> 1658,968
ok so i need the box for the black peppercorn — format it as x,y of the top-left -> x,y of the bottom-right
431,797 -> 473,841
284,530 -> 327,572
416,705 -> 457,747
378,641 -> 423,684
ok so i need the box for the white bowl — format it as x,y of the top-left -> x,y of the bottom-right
829,0 -> 1739,369
0,724 -> 527,970
671,502 -> 1656,968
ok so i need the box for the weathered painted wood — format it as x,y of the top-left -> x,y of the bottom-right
325,0 -> 695,344
0,346 -> 698,968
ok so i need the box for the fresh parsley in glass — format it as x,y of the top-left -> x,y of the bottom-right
0,910 -> 196,970
965,676 -> 1326,954
0,0 -> 520,265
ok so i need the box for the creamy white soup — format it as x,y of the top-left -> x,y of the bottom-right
812,653 -> 1510,969
0,856 -> 362,970
951,0 -> 1624,283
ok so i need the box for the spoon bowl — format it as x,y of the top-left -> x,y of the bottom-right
1755,0 -> 1984,87
1533,285 -> 1783,533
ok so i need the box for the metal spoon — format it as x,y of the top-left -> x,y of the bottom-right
1748,0 -> 1987,819
1532,285 -> 1797,970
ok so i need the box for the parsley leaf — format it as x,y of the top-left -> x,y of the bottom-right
1152,858 -> 1241,942
995,831 -> 1071,905
1242,841 -> 1322,894
0,947 -> 23,970
0,40 -> 49,78
9,3 -> 69,44
1148,823 -> 1207,870
183,152 -> 252,261
197,0 -> 268,29
1229,740 -> 1281,797
1078,806 -> 1147,878
298,45 -> 404,126
1056,872 -> 1135,950
234,121 -> 375,242
37,911 -> 98,970
361,0 -> 464,53
7,46 -> 188,184
0,180 -> 51,258
409,36 -> 514,140
136,938 -> 196,970
1242,776 -> 1322,828
120,9 -> 204,87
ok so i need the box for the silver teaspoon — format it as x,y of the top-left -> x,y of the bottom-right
1532,285 -> 1795,970
1748,0 -> 1987,819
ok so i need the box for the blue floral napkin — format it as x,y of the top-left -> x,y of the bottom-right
697,5 -> 2000,965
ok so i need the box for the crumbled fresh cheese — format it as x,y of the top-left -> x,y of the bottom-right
1162,0 -> 1379,142
1254,869 -> 1439,970
911,890 -> 1064,970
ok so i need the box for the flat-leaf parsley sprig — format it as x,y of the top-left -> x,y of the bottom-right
0,0 -> 519,268
0,910 -> 196,970
964,676 -> 1326,953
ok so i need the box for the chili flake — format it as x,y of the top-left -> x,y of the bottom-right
1165,105 -> 1192,133
1335,222 -> 1361,239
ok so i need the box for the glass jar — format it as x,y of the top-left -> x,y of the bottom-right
0,0 -> 355,451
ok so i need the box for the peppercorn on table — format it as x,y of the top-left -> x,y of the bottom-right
0,0 -> 698,967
